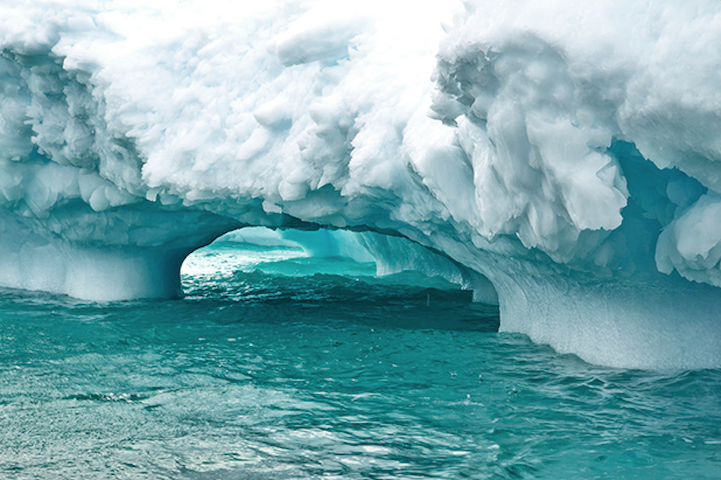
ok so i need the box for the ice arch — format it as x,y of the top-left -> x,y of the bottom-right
186,226 -> 500,304
1,0 -> 721,368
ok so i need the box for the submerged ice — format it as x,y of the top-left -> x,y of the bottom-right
1,0 -> 721,368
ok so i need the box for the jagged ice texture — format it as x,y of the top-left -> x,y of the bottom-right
1,0 -> 721,368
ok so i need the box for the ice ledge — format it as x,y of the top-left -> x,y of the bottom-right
0,210 -> 239,301
0,241 -> 186,301
495,270 -> 721,369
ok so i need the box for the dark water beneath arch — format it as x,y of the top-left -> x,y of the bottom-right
1,242 -> 720,479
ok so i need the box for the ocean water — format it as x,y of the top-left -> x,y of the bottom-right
1,241 -> 720,480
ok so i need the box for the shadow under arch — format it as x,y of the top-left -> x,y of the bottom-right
179,225 -> 501,332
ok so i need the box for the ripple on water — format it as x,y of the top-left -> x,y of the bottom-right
0,244 -> 719,479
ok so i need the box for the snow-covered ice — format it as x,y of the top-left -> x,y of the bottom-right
1,0 -> 721,368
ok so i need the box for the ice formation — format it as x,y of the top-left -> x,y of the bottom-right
1,0 -> 721,368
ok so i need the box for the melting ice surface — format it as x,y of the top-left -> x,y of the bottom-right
1,2 -> 721,365
1,238 -> 720,479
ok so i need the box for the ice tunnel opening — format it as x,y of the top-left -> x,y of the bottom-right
179,226 -> 500,329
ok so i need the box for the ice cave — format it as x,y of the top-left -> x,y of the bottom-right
1,0 -> 721,369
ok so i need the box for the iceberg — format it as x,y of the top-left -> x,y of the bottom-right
1,0 -> 720,368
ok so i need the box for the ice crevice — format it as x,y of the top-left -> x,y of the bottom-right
1,0 -> 721,368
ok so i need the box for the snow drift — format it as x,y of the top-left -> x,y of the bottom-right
1,0 -> 721,368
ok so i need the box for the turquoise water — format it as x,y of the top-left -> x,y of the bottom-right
1,242 -> 720,479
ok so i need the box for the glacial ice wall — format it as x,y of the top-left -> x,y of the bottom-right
1,0 -> 721,368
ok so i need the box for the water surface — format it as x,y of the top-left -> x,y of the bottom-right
1,242 -> 720,479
